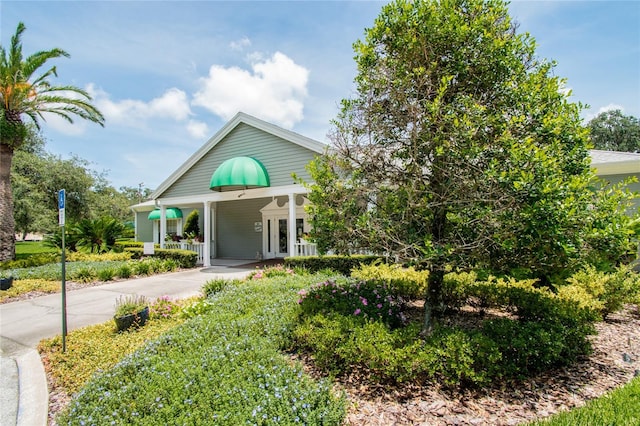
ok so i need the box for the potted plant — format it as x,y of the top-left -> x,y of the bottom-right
0,276 -> 13,291
113,295 -> 149,332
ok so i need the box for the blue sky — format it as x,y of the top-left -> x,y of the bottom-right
2,1 -> 639,190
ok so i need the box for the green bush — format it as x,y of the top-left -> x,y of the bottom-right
72,267 -> 97,283
0,252 -> 59,270
124,247 -> 198,267
351,261 -> 428,299
297,278 -> 407,327
562,265 -> 640,318
202,278 -> 239,297
285,254 -> 384,275
116,264 -> 132,279
97,267 -> 116,282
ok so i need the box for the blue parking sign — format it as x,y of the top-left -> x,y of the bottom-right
58,189 -> 65,209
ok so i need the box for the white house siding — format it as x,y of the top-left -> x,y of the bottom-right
160,123 -> 319,199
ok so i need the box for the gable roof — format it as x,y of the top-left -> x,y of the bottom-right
151,112 -> 327,198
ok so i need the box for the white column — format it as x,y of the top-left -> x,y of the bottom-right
288,193 -> 296,257
133,211 -> 138,242
160,205 -> 167,248
203,201 -> 211,267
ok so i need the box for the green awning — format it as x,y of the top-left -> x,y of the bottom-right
210,156 -> 270,191
147,207 -> 183,220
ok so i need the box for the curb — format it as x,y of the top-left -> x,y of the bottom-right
16,349 -> 48,426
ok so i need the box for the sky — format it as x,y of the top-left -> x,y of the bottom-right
1,0 -> 639,191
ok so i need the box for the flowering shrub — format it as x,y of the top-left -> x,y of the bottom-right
297,279 -> 407,327
149,295 -> 179,320
250,264 -> 295,280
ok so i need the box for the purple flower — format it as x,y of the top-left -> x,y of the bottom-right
354,308 -> 361,315
376,303 -> 382,309
360,297 -> 368,306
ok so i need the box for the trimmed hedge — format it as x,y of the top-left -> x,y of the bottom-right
284,255 -> 385,276
124,248 -> 198,268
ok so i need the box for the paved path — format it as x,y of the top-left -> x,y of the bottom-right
0,263 -> 258,426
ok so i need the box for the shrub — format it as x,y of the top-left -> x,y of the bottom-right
97,267 -> 116,282
116,264 -> 132,279
351,261 -> 429,299
66,252 -> 132,262
72,266 -> 97,283
183,209 -> 200,237
298,278 -> 408,327
124,247 -> 198,267
149,296 -> 180,320
0,252 -> 59,270
202,278 -> 238,297
562,265 -> 640,318
249,264 -> 295,280
285,254 -> 384,275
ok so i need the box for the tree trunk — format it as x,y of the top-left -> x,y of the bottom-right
423,159 -> 448,334
0,143 -> 16,261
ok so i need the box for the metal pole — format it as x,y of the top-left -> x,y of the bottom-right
61,225 -> 67,353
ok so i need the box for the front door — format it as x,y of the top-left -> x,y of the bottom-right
264,217 -> 304,258
263,217 -> 288,258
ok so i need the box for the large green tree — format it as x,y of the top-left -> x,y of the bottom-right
305,0 -> 635,332
0,22 -> 104,261
587,109 -> 640,153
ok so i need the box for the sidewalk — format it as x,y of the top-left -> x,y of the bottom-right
0,263 -> 258,426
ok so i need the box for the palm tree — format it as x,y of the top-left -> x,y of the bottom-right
0,22 -> 104,261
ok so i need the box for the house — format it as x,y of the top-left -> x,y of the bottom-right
589,149 -> 640,212
131,112 -> 325,266
132,113 -> 640,266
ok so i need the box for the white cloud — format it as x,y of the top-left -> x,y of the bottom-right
88,85 -> 192,126
192,51 -> 309,129
186,119 -> 209,139
230,36 -> 251,51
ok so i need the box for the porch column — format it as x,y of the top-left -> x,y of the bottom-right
203,201 -> 211,267
159,205 -> 166,249
288,193 -> 296,257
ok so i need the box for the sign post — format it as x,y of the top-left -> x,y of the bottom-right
59,189 -> 67,352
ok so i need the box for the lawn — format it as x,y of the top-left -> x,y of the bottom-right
15,240 -> 57,259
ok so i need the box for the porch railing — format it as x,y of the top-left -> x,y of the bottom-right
293,242 -> 318,257
164,242 -> 205,264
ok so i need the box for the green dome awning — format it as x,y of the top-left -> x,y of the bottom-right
148,207 -> 183,220
209,156 -> 270,191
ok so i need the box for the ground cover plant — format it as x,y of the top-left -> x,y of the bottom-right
39,296 -> 187,396
527,376 -> 640,426
54,274 -> 346,425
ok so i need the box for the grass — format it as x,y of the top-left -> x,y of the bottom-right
15,240 -> 57,259
528,376 -> 640,425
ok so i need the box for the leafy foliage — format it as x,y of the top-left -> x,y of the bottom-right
302,0 -> 636,330
183,209 -> 200,239
587,109 -> 640,153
